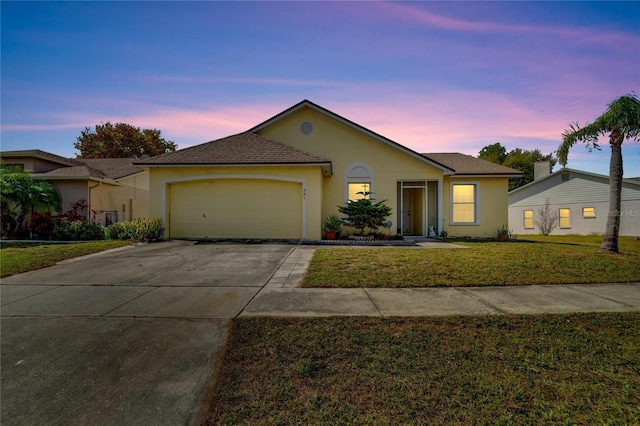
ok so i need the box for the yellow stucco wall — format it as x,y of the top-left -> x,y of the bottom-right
442,176 -> 510,238
146,165 -> 324,239
256,107 -> 447,234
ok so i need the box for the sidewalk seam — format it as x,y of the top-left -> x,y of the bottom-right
362,288 -> 385,317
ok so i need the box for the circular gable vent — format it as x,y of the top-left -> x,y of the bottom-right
300,121 -> 313,135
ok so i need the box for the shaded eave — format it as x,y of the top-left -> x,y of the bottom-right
137,161 -> 333,177
249,99 -> 455,175
31,175 -> 120,185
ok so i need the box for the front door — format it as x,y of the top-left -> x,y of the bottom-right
399,183 -> 426,236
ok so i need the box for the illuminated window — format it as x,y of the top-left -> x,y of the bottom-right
524,210 -> 534,229
452,183 -> 477,224
559,208 -> 571,228
348,183 -> 370,200
582,207 -> 595,218
345,163 -> 373,202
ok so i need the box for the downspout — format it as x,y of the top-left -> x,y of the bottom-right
437,179 -> 444,236
88,181 -> 102,223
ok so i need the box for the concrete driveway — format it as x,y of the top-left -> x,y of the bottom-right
0,240 -> 294,426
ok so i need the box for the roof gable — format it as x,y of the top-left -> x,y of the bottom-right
249,99 -> 455,174
134,132 -> 331,166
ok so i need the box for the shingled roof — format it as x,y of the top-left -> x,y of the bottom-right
78,158 -> 143,179
134,132 -> 331,165
422,153 -> 522,176
32,165 -> 108,180
0,149 -> 83,167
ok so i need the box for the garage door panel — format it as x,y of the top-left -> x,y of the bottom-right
169,179 -> 302,239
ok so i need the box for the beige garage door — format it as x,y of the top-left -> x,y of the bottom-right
168,179 -> 303,239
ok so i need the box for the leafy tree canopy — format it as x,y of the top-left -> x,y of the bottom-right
478,143 -> 556,191
478,142 -> 507,164
74,122 -> 177,159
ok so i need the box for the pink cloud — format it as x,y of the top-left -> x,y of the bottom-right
373,2 -> 640,50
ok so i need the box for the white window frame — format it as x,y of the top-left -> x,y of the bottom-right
344,162 -> 373,203
450,181 -> 479,225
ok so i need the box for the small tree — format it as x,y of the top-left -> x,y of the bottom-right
338,192 -> 392,236
535,199 -> 558,236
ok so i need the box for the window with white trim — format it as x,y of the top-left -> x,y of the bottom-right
582,207 -> 595,218
559,208 -> 571,228
451,183 -> 478,224
523,210 -> 534,229
345,163 -> 373,202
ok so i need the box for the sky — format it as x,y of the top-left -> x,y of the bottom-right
1,1 -> 639,177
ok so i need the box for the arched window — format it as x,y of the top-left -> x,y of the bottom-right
345,163 -> 373,202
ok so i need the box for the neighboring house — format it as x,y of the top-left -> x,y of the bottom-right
136,100 -> 520,240
0,150 -> 149,225
508,161 -> 640,236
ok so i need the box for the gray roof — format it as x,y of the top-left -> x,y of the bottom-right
78,158 -> 144,179
1,149 -> 143,180
0,149 -> 83,167
135,132 -> 331,165
32,165 -> 108,180
422,153 -> 523,176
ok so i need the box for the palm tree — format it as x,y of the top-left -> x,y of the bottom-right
0,168 -> 60,238
557,93 -> 640,253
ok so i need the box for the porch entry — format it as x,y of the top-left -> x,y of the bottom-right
397,181 -> 438,237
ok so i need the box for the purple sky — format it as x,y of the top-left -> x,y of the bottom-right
2,1 -> 639,176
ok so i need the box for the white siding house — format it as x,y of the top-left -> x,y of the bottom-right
508,164 -> 640,236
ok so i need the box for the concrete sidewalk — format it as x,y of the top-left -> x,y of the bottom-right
240,245 -> 640,317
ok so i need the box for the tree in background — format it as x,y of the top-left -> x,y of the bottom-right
478,143 -> 556,191
74,122 -> 177,158
557,93 -> 640,254
478,142 -> 507,164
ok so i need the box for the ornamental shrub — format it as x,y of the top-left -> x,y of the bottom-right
338,192 -> 392,236
106,218 -> 164,242
29,212 -> 55,239
52,217 -> 105,241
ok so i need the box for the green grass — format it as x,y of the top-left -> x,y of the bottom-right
0,240 -> 131,277
302,236 -> 640,287
208,314 -> 640,425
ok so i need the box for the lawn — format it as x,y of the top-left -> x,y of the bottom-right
302,236 -> 640,287
0,240 -> 131,277
208,313 -> 640,425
